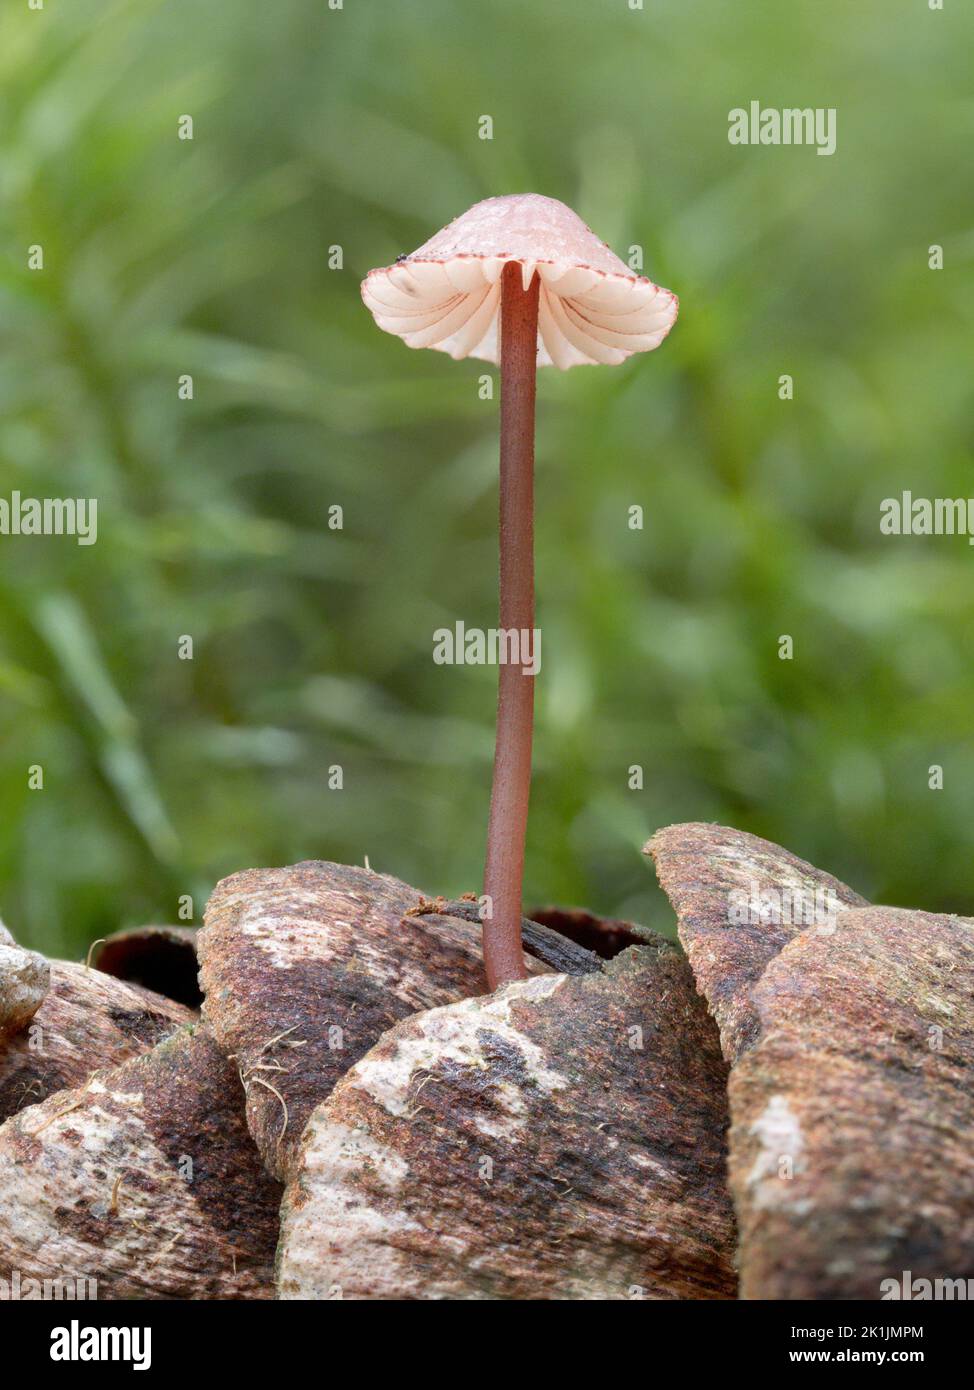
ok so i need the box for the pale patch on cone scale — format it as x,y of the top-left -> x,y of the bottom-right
746,1094 -> 806,1209
237,897 -> 440,994
0,1093 -> 163,1267
278,1121 -> 421,1301
239,911 -> 345,971
351,974 -> 568,1130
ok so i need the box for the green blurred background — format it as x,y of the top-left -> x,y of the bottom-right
1,0 -> 972,958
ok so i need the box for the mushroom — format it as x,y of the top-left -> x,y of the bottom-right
362,194 -> 678,989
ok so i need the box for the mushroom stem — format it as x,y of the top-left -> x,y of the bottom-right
483,262 -> 539,990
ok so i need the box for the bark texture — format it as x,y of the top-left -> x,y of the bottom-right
0,1026 -> 281,1299
647,822 -> 974,1298
0,960 -> 195,1123
729,906 -> 974,1298
198,861 -> 551,1182
647,821 -> 867,1061
277,943 -> 737,1300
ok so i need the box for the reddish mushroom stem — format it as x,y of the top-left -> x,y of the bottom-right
483,262 -> 540,990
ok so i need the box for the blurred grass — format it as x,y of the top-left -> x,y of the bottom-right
1,0 -> 973,956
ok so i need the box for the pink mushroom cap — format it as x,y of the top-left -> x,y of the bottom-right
360,193 -> 678,370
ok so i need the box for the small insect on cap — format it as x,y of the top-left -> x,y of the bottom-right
360,193 -> 678,370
